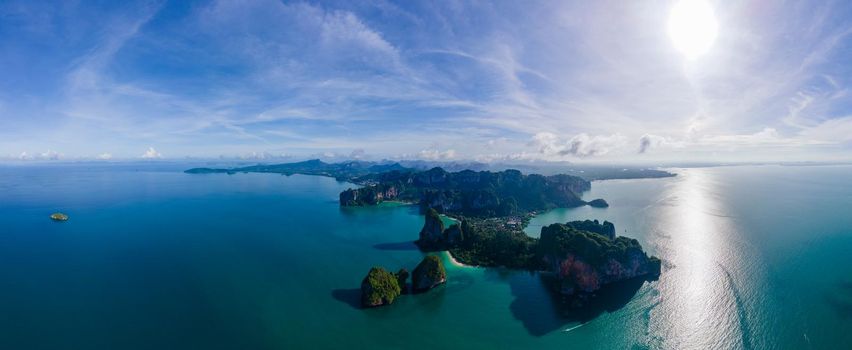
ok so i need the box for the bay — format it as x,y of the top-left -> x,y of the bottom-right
1,164 -> 850,349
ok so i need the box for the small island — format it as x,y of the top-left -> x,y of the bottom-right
587,198 -> 609,208
50,213 -> 69,221
359,256 -> 446,308
411,255 -> 447,292
360,267 -> 403,308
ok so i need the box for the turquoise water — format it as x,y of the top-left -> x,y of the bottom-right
1,164 -> 851,349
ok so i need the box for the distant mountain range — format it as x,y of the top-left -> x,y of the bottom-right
184,159 -> 412,181
184,159 -> 675,181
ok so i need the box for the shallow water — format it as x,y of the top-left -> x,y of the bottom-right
1,164 -> 850,349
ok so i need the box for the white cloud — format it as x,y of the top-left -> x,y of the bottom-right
473,152 -> 537,163
532,132 -> 627,158
698,128 -> 786,145
141,147 -> 162,159
797,116 -> 852,143
10,150 -> 63,161
639,134 -> 669,154
349,149 -> 367,160
37,150 -> 62,160
417,148 -> 456,160
97,153 -> 113,160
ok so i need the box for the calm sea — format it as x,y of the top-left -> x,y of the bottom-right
0,163 -> 850,349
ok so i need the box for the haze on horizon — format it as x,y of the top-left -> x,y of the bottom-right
1,0 -> 851,164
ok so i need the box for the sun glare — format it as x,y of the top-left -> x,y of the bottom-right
668,0 -> 718,59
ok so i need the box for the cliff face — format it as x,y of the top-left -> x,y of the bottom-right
537,223 -> 660,296
412,256 -> 447,292
443,223 -> 464,246
562,220 -> 616,240
341,167 -> 593,218
340,185 -> 399,206
416,208 -> 445,249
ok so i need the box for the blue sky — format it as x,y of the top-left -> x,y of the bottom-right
1,0 -> 851,162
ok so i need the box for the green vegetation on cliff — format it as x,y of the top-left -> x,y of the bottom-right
415,208 -> 445,249
537,223 -> 661,294
424,214 -> 660,296
412,255 -> 447,292
342,168 -> 594,218
448,218 -> 536,268
185,160 -> 612,217
360,267 -> 402,308
538,224 -> 644,266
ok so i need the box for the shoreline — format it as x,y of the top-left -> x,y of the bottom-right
444,250 -> 475,268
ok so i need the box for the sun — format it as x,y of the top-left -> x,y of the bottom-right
668,0 -> 718,59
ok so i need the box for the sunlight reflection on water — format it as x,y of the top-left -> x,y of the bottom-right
652,169 -> 749,349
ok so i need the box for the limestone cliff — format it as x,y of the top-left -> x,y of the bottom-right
340,185 -> 399,206
537,222 -> 660,296
360,267 -> 402,308
415,208 -> 445,249
411,256 -> 447,292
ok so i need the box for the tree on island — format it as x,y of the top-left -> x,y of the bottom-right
360,267 -> 401,308
412,255 -> 447,292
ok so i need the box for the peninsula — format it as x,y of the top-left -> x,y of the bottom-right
339,167 -> 607,214
338,167 -> 661,303
185,161 -> 662,304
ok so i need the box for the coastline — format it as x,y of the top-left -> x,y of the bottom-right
444,250 -> 475,268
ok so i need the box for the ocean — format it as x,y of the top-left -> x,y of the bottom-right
1,163 -> 850,349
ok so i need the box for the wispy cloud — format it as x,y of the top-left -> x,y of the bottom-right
0,0 -> 850,162
141,147 -> 162,159
532,132 -> 627,158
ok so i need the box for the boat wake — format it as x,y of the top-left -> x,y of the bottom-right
563,323 -> 585,333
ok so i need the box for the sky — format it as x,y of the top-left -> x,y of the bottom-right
1,0 -> 851,163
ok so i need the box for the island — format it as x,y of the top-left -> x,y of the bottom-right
360,267 -> 403,308
411,255 -> 447,292
341,167 -> 661,305
340,167 -> 609,215
50,213 -> 69,221
183,161 -> 663,306
587,198 -> 609,208
359,256 -> 446,308
420,215 -> 660,302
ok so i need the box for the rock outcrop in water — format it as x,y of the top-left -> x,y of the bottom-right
537,222 -> 660,296
412,256 -> 447,292
587,198 -> 609,208
358,260 -> 444,308
415,208 -> 445,249
50,213 -> 69,221
360,267 -> 402,308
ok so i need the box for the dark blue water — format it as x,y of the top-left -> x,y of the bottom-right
1,163 -> 851,349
